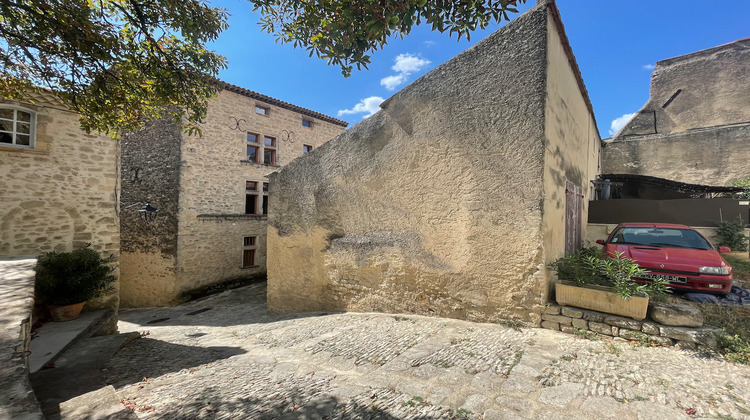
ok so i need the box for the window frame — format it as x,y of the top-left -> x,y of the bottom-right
0,105 -> 36,148
303,144 -> 313,154
263,136 -> 276,165
302,119 -> 313,128
242,235 -> 257,268
245,181 -> 259,215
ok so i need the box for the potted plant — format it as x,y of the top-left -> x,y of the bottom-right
35,246 -> 116,321
548,247 -> 669,320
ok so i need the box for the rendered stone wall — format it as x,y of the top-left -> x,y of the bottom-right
268,5 -> 555,323
603,39 -> 750,186
0,93 -> 120,312
617,39 -> 750,137
541,9 -> 601,289
602,124 -> 750,186
119,89 -> 346,306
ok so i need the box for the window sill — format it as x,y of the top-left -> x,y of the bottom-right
0,144 -> 47,155
239,160 -> 280,168
197,214 -> 268,220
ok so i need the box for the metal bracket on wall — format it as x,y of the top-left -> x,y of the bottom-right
229,117 -> 246,132
280,129 -> 296,143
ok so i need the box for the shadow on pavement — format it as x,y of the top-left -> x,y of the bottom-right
142,386 -> 431,420
102,338 -> 246,389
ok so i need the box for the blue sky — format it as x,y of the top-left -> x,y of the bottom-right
209,0 -> 749,137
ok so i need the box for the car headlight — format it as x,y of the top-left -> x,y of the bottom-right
699,266 -> 730,275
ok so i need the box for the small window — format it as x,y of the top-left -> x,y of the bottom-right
262,182 -> 269,215
246,181 -> 257,191
247,132 -> 258,143
244,236 -> 256,246
302,119 -> 313,128
262,182 -> 269,192
255,106 -> 269,116
264,136 -> 275,147
243,249 -> 256,267
303,144 -> 313,153
0,107 -> 35,147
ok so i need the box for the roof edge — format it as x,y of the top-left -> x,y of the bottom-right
656,37 -> 750,67
221,82 -> 349,127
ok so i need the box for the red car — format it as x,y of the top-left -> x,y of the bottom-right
596,223 -> 733,294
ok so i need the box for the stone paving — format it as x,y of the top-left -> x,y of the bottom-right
106,282 -> 750,419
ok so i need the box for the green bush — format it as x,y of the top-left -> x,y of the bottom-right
728,177 -> 750,199
548,247 -> 670,300
715,218 -> 748,252
35,247 -> 116,306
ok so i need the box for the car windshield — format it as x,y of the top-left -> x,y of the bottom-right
608,227 -> 713,250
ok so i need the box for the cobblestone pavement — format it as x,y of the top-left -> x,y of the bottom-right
106,283 -> 750,419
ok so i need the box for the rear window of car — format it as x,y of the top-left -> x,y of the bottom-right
609,227 -> 713,250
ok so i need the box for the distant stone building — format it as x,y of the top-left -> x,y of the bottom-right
267,2 -> 601,324
603,38 -> 750,185
0,91 -> 120,313
119,85 -> 347,307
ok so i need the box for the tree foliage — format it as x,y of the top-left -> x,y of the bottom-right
253,0 -> 526,76
1,0 -> 527,133
0,0 -> 228,134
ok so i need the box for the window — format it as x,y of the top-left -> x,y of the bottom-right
244,132 -> 277,166
242,236 -> 257,267
262,182 -> 269,215
263,136 -> 276,165
245,181 -> 258,215
247,133 -> 259,163
302,119 -> 313,128
303,144 -> 313,153
255,105 -> 269,116
0,106 -> 35,147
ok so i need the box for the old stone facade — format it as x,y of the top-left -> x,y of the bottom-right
120,85 -> 346,307
602,38 -> 750,185
267,2 -> 600,324
0,92 -> 120,312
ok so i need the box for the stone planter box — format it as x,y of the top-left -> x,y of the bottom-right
555,281 -> 649,321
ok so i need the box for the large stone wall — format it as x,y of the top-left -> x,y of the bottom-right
603,38 -> 750,186
0,93 -> 120,312
175,90 -> 346,297
120,88 -> 346,306
267,4 -> 557,323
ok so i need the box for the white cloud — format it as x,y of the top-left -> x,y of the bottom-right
379,53 -> 431,91
609,113 -> 636,136
391,54 -> 430,74
380,74 -> 408,90
423,40 -> 436,47
642,64 -> 655,70
337,96 -> 385,118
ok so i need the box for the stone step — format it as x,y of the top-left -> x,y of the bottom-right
30,332 -> 141,420
29,309 -> 115,373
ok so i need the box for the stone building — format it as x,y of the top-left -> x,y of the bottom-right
0,91 -> 120,312
119,84 -> 347,307
602,38 -> 750,185
267,2 -> 601,324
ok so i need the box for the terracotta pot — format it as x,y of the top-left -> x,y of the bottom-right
46,301 -> 86,322
555,282 -> 649,321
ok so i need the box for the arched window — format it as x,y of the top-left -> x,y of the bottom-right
0,106 -> 36,147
